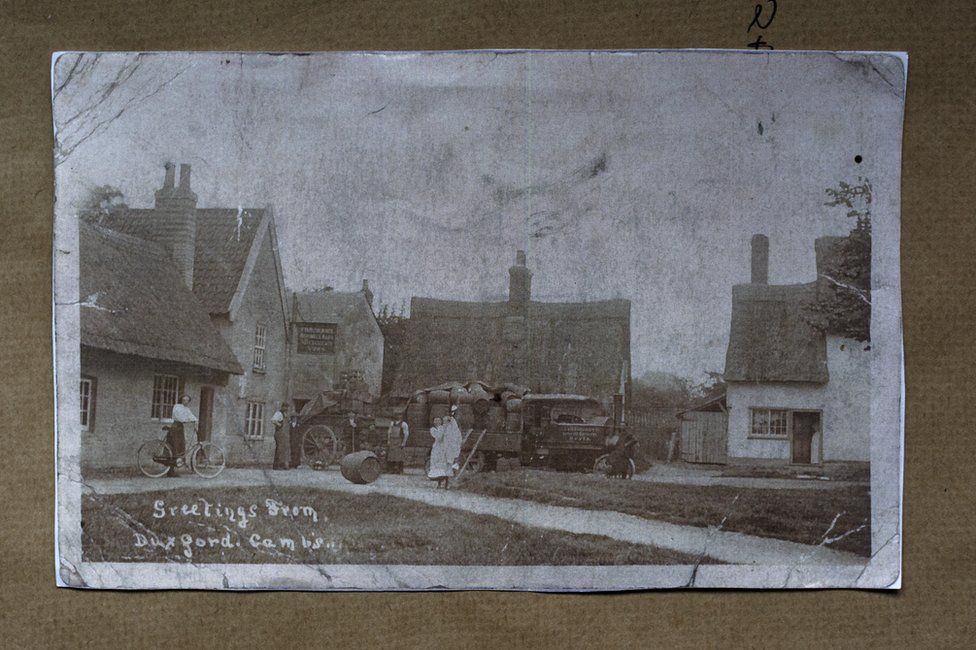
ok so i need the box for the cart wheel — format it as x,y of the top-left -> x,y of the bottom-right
138,440 -> 173,478
191,442 -> 226,478
302,425 -> 340,470
593,454 -> 610,476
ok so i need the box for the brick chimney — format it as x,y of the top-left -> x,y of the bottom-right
750,234 -> 769,284
154,162 -> 198,287
509,249 -> 532,306
361,279 -> 374,310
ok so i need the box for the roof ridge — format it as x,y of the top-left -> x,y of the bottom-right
81,221 -> 169,259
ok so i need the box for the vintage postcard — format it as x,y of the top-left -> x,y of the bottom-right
53,50 -> 905,590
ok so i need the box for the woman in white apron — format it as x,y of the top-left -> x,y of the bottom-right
428,414 -> 463,488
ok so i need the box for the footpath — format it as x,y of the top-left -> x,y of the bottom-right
84,468 -> 866,567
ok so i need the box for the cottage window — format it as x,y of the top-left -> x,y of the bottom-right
151,375 -> 181,420
750,408 -> 789,438
253,323 -> 267,371
245,401 -> 265,439
80,377 -> 95,431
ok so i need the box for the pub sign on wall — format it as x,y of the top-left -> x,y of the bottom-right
297,322 -> 337,354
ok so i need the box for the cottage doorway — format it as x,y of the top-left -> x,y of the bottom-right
198,386 -> 214,442
791,411 -> 821,464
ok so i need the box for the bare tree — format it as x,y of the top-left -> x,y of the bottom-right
52,53 -> 190,167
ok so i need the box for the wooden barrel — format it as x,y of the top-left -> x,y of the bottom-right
468,384 -> 491,402
471,397 -> 492,415
405,403 -> 427,429
505,412 -> 521,432
487,405 -> 506,430
340,451 -> 381,484
456,403 -> 474,429
428,403 -> 450,421
428,389 -> 451,404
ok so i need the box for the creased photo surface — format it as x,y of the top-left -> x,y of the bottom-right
53,50 -> 905,590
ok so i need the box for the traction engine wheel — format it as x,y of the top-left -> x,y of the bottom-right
302,425 -> 341,470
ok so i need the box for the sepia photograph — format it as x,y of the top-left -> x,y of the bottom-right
52,49 -> 905,590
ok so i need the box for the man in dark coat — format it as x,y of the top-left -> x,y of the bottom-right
288,407 -> 302,469
608,431 -> 638,478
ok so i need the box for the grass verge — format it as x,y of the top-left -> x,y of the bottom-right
81,486 -> 712,565
456,470 -> 871,556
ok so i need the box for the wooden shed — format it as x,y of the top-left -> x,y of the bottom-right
676,391 -> 728,465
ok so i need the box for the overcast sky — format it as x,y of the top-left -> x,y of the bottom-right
53,50 -> 904,381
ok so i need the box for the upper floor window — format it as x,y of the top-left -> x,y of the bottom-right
151,374 -> 181,420
80,377 -> 95,431
253,323 -> 267,371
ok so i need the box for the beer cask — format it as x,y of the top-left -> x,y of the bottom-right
456,403 -> 474,429
405,403 -> 427,430
340,450 -> 382,484
505,412 -> 521,433
428,389 -> 451,404
487,405 -> 506,430
428,403 -> 450,421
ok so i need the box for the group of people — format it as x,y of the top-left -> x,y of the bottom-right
162,397 -> 299,476
160,396 -> 635,483
272,403 -> 305,470
426,407 -> 463,489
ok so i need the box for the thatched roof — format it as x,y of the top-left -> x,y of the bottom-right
79,222 -> 243,374
389,296 -> 630,399
96,207 -> 266,314
724,283 -> 827,383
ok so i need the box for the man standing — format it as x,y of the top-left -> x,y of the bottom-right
271,403 -> 287,470
385,417 -> 409,474
289,407 -> 303,469
344,411 -> 358,453
167,395 -> 197,477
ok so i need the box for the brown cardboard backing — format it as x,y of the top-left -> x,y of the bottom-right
1,0 -> 973,646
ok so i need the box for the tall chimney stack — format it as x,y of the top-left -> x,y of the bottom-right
750,234 -> 769,284
362,279 -> 374,310
162,161 -> 175,189
178,163 -> 192,192
154,162 -> 198,288
509,249 -> 532,307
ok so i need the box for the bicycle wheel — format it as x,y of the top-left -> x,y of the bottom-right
190,442 -> 226,478
138,440 -> 173,478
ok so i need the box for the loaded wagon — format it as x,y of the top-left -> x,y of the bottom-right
403,381 -> 525,473
402,381 -> 628,473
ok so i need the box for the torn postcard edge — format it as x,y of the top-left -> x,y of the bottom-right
52,49 -> 905,590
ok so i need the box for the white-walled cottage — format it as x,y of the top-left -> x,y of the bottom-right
722,234 -> 870,466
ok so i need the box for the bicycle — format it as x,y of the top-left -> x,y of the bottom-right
137,425 -> 227,478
